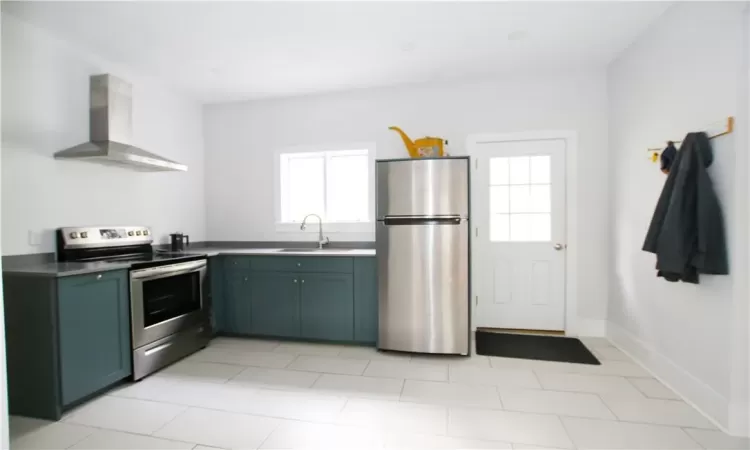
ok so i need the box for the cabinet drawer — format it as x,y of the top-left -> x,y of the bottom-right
58,270 -> 124,287
224,256 -> 252,269
251,256 -> 353,273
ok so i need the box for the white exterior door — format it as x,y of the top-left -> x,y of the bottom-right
471,138 -> 567,331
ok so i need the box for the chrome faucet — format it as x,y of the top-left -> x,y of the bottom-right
300,214 -> 330,249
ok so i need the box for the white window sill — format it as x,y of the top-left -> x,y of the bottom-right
275,222 -> 375,233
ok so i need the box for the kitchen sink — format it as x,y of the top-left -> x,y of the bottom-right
276,248 -> 351,253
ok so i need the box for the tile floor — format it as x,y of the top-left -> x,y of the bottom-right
9,337 -> 750,449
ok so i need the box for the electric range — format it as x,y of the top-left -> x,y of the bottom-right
57,226 -> 211,380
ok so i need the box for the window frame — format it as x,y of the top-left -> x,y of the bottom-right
274,142 -> 376,233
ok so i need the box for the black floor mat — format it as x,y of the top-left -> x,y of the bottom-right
475,330 -> 600,365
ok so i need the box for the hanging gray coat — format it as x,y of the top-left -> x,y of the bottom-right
642,132 -> 728,283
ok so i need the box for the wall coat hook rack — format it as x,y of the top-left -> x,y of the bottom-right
648,116 -> 734,163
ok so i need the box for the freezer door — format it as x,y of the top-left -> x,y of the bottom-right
377,158 -> 469,218
377,218 -> 469,354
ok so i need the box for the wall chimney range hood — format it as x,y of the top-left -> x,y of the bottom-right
54,74 -> 187,172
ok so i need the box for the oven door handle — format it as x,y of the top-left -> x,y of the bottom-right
130,260 -> 207,281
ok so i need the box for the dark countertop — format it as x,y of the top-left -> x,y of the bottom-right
184,247 -> 376,257
3,247 -> 376,277
2,260 -> 134,278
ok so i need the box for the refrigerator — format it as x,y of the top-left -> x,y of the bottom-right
376,157 -> 470,355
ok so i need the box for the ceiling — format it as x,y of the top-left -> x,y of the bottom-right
3,1 -> 671,103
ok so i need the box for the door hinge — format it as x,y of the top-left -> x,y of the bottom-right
475,228 -> 478,238
475,296 -> 478,306
475,159 -> 478,169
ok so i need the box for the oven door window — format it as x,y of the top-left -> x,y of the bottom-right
142,271 -> 201,327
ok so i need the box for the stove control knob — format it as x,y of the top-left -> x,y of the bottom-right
136,231 -> 142,236
143,230 -> 149,236
69,232 -> 79,239
81,232 -> 88,239
128,231 -> 134,236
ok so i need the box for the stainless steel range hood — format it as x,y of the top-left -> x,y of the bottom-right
54,74 -> 187,172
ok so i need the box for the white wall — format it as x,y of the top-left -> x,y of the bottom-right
0,11 -> 9,450
607,2 -> 748,435
1,13 -> 206,255
730,4 -> 750,436
204,71 -> 610,324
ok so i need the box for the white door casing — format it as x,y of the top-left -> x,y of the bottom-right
470,136 -> 568,331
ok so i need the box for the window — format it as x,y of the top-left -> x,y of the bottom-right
489,155 -> 551,242
278,147 -> 371,226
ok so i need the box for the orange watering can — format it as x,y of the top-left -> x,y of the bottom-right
389,126 -> 447,158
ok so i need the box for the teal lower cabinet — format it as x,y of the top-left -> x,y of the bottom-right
224,268 -> 252,334
300,273 -> 354,341
353,257 -> 378,343
250,272 -> 301,337
58,271 -> 132,406
3,269 -> 132,420
217,254 -> 378,345
208,256 -> 225,332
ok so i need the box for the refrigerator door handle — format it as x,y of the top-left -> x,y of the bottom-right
383,216 -> 462,226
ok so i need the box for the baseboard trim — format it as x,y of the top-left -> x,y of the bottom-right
607,321 -> 735,435
569,318 -> 607,337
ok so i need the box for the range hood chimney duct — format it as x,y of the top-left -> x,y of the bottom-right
54,74 -> 187,172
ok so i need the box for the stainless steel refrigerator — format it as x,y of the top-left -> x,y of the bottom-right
376,157 -> 470,355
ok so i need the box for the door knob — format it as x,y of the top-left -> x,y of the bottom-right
554,243 -> 565,251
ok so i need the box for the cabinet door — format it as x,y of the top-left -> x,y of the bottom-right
225,269 -> 252,334
300,273 -> 354,341
250,273 -> 300,337
58,270 -> 131,406
354,257 -> 378,343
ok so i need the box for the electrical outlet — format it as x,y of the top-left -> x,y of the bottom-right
28,230 -> 43,246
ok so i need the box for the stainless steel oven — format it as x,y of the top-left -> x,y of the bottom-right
130,258 -> 210,379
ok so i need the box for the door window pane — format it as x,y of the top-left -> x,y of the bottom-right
509,157 -> 530,185
509,214 -> 531,241
529,185 -> 551,213
490,186 -> 509,213
509,186 -> 550,213
530,156 -> 551,184
488,153 -> 552,242
489,157 -> 509,185
509,186 -> 530,213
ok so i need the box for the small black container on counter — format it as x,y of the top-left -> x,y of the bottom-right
170,232 -> 189,251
